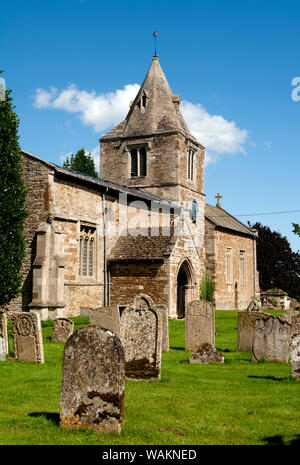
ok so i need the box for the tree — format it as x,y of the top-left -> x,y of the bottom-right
63,147 -> 99,178
292,223 -> 300,237
0,72 -> 28,306
249,222 -> 300,299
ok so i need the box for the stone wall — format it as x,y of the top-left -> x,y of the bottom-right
109,261 -> 169,307
208,228 -> 255,309
100,133 -> 204,197
7,154 -> 53,313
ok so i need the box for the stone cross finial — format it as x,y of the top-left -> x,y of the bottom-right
215,193 -> 222,207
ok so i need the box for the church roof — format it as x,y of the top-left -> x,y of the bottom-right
108,228 -> 175,262
100,56 -> 202,147
21,150 -> 176,207
205,204 -> 256,237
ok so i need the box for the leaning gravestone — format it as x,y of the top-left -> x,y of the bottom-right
155,304 -> 169,353
289,313 -> 300,379
0,310 -> 8,361
237,310 -> 265,351
252,313 -> 291,363
89,305 -> 120,338
185,300 -> 215,350
11,312 -> 44,363
189,343 -> 224,364
51,318 -> 74,342
60,325 -> 125,433
120,294 -> 162,379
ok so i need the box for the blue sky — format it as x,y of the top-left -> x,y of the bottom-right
1,0 -> 300,251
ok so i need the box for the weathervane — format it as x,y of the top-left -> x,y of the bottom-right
153,31 -> 158,57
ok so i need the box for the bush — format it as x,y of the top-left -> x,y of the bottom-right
200,273 -> 214,302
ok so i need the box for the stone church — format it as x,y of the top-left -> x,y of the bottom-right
8,56 -> 260,320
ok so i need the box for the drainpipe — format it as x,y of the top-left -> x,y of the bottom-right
252,229 -> 258,298
102,189 -> 108,306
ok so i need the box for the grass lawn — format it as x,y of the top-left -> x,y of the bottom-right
0,310 -> 299,445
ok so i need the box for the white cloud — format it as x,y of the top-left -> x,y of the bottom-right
33,83 -> 248,164
180,101 -> 248,164
33,83 -> 140,133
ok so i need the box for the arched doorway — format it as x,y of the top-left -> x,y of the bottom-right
176,260 -> 194,319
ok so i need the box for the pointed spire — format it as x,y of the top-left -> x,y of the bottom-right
101,56 -> 201,146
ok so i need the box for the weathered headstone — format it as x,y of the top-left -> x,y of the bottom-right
237,310 -> 265,351
51,318 -> 74,342
252,314 -> 291,363
246,299 -> 261,312
120,294 -> 162,379
89,305 -> 120,338
185,300 -> 215,350
60,325 -> 125,433
289,313 -> 300,379
0,310 -> 8,361
11,312 -> 44,363
155,304 -> 169,353
189,343 -> 224,364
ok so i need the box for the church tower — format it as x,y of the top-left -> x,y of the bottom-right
100,56 -> 205,210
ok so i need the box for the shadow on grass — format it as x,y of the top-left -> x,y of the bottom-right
248,375 -> 290,382
29,412 -> 60,426
262,434 -> 300,445
170,346 -> 185,351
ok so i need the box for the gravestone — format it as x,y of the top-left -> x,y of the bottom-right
185,300 -> 215,350
290,313 -> 300,379
252,313 -> 291,363
155,304 -> 169,353
60,325 -> 125,433
120,294 -> 162,379
189,343 -> 224,364
89,305 -> 120,338
11,312 -> 44,363
246,299 -> 261,312
0,310 -> 8,361
51,318 -> 74,342
237,310 -> 265,351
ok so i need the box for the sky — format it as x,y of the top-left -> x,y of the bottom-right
1,0 -> 300,251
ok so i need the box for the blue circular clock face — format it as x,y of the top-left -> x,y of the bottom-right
190,200 -> 198,222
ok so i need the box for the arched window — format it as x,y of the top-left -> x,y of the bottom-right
79,225 -> 96,277
130,147 -> 147,178
188,149 -> 194,180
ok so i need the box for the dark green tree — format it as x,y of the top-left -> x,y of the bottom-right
292,223 -> 300,237
249,222 -> 300,299
63,147 -> 99,178
0,73 -> 28,305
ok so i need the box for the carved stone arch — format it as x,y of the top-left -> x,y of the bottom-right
176,259 -> 195,319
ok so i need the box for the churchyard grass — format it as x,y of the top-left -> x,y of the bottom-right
0,311 -> 299,445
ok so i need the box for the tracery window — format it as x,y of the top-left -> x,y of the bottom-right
79,225 -> 96,277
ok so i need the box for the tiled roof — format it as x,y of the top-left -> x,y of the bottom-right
21,150 -> 176,207
108,228 -> 175,261
205,204 -> 256,237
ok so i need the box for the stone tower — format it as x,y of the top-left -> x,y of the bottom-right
100,56 -> 205,210
100,56 -> 206,317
